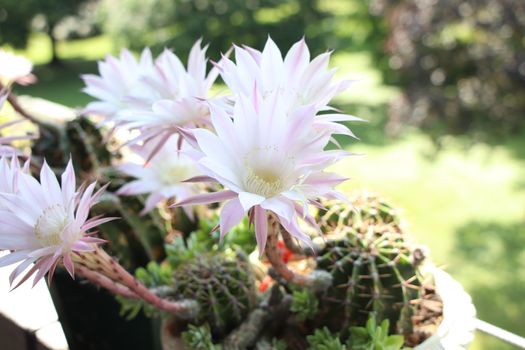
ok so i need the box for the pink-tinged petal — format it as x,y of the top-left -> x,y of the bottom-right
293,202 -> 320,232
0,230 -> 38,250
301,150 -> 352,168
117,180 -> 157,196
0,211 -> 35,235
63,253 -> 75,279
284,37 -> 310,79
28,246 -> 57,258
82,216 -> 119,231
75,182 -> 97,225
80,236 -> 107,244
171,190 -> 237,207
278,215 -> 313,249
209,105 -> 240,153
219,198 -> 245,240
182,175 -> 217,183
61,160 -> 76,205
205,47 -> 232,90
198,158 -> 242,191
0,250 -> 30,267
187,38 -> 206,80
254,205 -> 268,257
315,121 -> 359,139
140,192 -> 164,215
9,257 -> 36,285
193,128 -> 238,171
11,263 -> 40,291
303,172 -> 349,187
33,255 -> 58,287
118,163 -> 149,178
315,113 -> 365,123
90,183 -> 109,205
238,192 -> 265,211
260,196 -> 294,224
71,241 -> 95,252
40,160 -> 62,205
260,36 -> 284,91
325,190 -> 349,202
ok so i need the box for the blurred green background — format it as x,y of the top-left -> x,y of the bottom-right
1,0 -> 525,349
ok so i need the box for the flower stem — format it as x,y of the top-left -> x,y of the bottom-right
265,214 -> 333,291
73,247 -> 200,319
75,264 -> 138,299
265,215 -> 311,285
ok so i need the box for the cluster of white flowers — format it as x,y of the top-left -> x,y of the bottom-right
83,37 -> 361,255
0,37 -> 361,289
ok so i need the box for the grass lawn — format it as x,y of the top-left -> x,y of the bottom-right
5,34 -> 525,349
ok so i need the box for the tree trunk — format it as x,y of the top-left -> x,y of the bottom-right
48,30 -> 62,67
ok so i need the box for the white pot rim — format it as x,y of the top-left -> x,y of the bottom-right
414,268 -> 476,350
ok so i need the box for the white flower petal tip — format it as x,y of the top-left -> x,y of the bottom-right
83,40 -> 219,145
0,50 -> 33,84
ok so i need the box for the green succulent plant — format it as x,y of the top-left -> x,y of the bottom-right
307,327 -> 347,350
349,314 -> 406,350
182,324 -> 221,350
290,289 -> 319,321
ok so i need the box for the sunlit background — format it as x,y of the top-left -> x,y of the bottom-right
1,1 -> 524,349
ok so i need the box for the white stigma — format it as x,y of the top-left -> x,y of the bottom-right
35,204 -> 68,246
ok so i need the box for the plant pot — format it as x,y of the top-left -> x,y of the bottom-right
48,270 -> 162,350
415,268 -> 476,350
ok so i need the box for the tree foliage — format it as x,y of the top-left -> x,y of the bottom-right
98,0 -> 386,59
375,0 -> 525,140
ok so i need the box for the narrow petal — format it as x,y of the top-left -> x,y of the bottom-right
260,196 -> 294,224
254,205 -> 268,257
238,192 -> 265,211
219,198 -> 245,240
171,190 -> 237,207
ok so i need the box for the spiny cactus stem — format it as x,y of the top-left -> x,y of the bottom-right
76,264 -> 139,299
369,257 -> 385,315
343,259 -> 360,328
378,254 -> 410,307
74,246 -> 200,318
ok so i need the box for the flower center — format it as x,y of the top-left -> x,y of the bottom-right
245,167 -> 286,198
34,204 -> 68,246
156,162 -> 194,186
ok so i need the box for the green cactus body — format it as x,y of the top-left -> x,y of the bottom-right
32,115 -> 112,176
315,194 -> 421,335
172,252 -> 258,337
